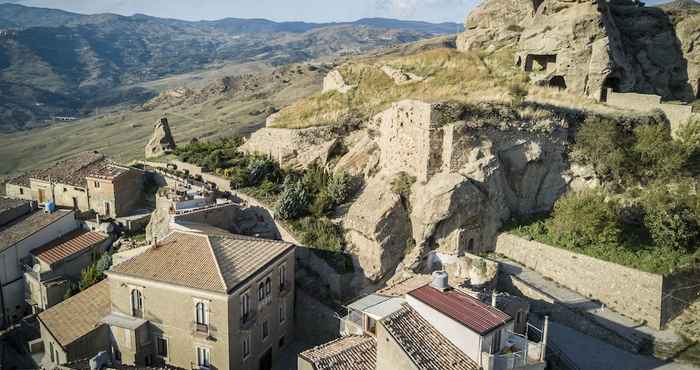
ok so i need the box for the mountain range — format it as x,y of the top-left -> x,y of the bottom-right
0,3 -> 462,132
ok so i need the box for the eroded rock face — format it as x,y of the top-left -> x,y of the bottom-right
344,173 -> 412,281
322,69 -> 353,94
458,0 -> 700,102
145,117 -> 177,159
380,66 -> 425,85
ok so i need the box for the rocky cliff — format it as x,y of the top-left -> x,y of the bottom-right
457,0 -> 700,102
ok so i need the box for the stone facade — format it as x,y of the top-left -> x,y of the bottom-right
495,233 -> 700,330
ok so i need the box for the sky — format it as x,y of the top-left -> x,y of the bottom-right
8,0 -> 672,23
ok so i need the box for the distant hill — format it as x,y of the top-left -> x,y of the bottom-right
0,4 -> 463,132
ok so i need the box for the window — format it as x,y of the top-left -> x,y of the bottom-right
279,336 -> 286,349
131,289 -> 143,318
491,329 -> 502,354
19,188 -> 24,195
63,187 -> 67,192
196,347 -> 210,369
279,301 -> 286,324
195,302 -> 208,325
50,342 -> 54,362
104,202 -> 111,217
114,349 -> 122,363
242,334 -> 251,360
94,181 -> 101,188
262,320 -> 269,340
241,292 -> 250,321
279,264 -> 286,291
265,277 -> 271,296
258,282 -> 265,301
156,337 -> 168,358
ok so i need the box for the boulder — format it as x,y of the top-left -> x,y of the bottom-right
145,117 -> 176,159
322,69 -> 354,94
240,126 -> 341,169
380,66 -> 425,85
344,173 -> 412,282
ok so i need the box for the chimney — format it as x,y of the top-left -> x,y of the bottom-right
430,271 -> 450,292
491,290 -> 498,307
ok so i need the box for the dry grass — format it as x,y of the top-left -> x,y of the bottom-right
271,48 -> 529,129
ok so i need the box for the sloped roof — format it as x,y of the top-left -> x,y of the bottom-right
38,280 -> 111,348
382,305 -> 480,370
408,284 -> 511,335
32,230 -> 107,265
299,335 -> 376,370
7,151 -> 128,188
110,230 -> 294,294
0,210 -> 73,253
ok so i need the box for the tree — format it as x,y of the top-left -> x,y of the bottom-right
247,157 -> 277,186
546,190 -> 622,248
573,116 -> 632,184
275,180 -> 311,220
96,253 -> 112,276
327,172 -> 353,205
644,206 -> 699,251
633,124 -> 684,180
78,264 -> 100,291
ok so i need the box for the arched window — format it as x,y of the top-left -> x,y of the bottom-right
196,302 -> 207,325
258,283 -> 265,301
241,293 -> 250,319
279,265 -> 286,290
265,277 -> 271,296
131,289 -> 143,318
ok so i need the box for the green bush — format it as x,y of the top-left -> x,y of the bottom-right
78,264 -> 101,291
293,217 -> 346,252
275,180 -> 311,220
645,206 -> 699,251
311,189 -> 334,216
96,253 -> 112,276
573,116 -> 632,184
633,124 -> 684,179
546,191 -> 622,248
247,157 -> 278,186
327,172 -> 353,205
391,172 -> 416,199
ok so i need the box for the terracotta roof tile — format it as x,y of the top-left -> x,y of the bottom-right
38,280 -> 111,347
7,151 -> 120,188
0,210 -> 73,253
110,230 -> 294,293
408,284 -> 511,335
300,336 -> 376,370
382,305 -> 480,370
32,230 -> 107,265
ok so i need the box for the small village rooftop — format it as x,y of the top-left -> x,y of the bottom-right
31,229 -> 107,265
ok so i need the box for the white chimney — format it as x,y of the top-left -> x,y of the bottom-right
430,271 -> 450,292
491,291 -> 498,307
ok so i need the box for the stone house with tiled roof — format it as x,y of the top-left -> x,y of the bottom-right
38,226 -> 296,370
5,151 -> 144,218
300,272 -> 547,370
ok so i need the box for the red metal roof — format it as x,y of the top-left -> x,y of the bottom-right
408,284 -> 511,335
32,230 -> 107,265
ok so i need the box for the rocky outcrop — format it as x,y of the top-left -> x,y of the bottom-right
145,117 -> 176,159
458,0 -> 700,102
322,69 -> 353,94
344,173 -> 412,281
380,66 -> 425,85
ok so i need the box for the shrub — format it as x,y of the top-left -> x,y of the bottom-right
391,172 -> 416,199
573,116 -> 632,184
327,172 -> 353,205
293,217 -> 345,252
225,166 -> 250,189
78,264 -> 101,291
302,163 -> 330,195
96,253 -> 112,276
247,157 -> 277,186
546,191 -> 622,248
644,206 -> 699,251
633,124 -> 684,179
509,83 -> 528,105
275,180 -> 310,220
311,189 -> 334,216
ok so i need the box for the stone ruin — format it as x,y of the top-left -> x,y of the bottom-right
145,117 -> 177,159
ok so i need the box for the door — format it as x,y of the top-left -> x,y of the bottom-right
259,348 -> 272,370
72,197 -> 78,210
38,189 -> 46,203
104,202 -> 111,217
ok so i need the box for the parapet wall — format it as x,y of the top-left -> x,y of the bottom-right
606,90 -> 694,133
495,233 -> 699,330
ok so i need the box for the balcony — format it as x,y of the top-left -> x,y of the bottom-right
482,332 -> 545,370
192,322 -> 216,340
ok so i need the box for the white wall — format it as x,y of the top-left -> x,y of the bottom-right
1,211 -> 77,325
406,294 -> 484,366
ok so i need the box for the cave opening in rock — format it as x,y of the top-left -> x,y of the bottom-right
601,76 -> 621,102
549,76 -> 567,90
524,54 -> 557,72
532,0 -> 545,14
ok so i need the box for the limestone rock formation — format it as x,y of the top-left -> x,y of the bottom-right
380,66 -> 425,85
322,69 -> 353,94
458,0 -> 700,102
145,117 -> 177,159
344,173 -> 412,281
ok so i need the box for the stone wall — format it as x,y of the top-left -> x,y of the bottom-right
239,125 -> 339,169
606,90 -> 695,133
495,233 -> 700,330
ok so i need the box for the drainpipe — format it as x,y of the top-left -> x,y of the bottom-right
541,315 -> 549,362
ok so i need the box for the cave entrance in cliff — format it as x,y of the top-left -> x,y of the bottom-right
532,0 -> 545,14
524,54 -> 557,73
548,76 -> 567,90
696,79 -> 700,99
601,76 -> 621,102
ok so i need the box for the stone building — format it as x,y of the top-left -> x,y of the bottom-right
0,208 -> 77,328
299,272 -> 546,370
38,226 -> 296,370
25,230 -> 111,311
5,152 -> 144,218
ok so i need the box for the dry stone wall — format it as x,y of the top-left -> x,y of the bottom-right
605,90 -> 695,133
495,233 -> 700,330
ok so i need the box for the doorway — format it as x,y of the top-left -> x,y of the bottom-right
259,348 -> 272,370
